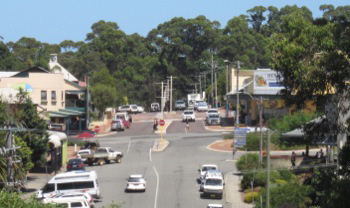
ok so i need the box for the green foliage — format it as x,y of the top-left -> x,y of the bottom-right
67,140 -> 88,147
0,191 -> 60,208
246,132 -> 261,151
244,191 -> 259,203
236,153 -> 262,172
91,84 -> 117,118
256,182 -> 312,208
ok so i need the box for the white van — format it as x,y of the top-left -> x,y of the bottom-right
37,170 -> 101,199
202,171 -> 224,199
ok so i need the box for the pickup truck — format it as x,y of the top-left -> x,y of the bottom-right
83,147 -> 123,166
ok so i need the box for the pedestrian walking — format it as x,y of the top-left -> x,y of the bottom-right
291,151 -> 296,168
185,119 -> 190,132
232,147 -> 237,159
153,118 -> 158,132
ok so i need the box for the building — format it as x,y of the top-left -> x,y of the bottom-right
0,55 -> 89,134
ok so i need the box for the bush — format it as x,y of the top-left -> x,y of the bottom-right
223,133 -> 234,140
246,132 -> 260,151
0,191 -> 60,208
67,140 -> 88,146
244,191 -> 259,203
236,153 -> 262,172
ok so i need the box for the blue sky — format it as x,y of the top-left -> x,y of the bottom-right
1,0 -> 349,44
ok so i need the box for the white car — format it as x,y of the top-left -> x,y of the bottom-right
182,110 -> 195,122
208,204 -> 223,208
207,108 -> 219,116
76,149 -> 92,163
198,164 -> 218,183
197,101 -> 208,112
48,192 -> 95,208
129,104 -> 139,114
125,174 -> 146,192
118,105 -> 131,112
137,105 -> 144,113
43,195 -> 90,208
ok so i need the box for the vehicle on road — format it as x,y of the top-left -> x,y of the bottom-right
207,204 -> 224,208
137,105 -> 144,113
118,105 -> 131,112
182,110 -> 196,122
197,101 -> 208,112
175,100 -> 186,110
206,114 -> 221,126
150,102 -> 160,112
121,118 -> 131,129
125,174 -> 146,192
129,104 -> 139,114
200,170 -> 223,191
37,170 -> 101,199
207,108 -> 219,116
116,112 -> 132,123
46,192 -> 95,208
66,158 -> 85,172
82,147 -> 123,166
111,119 -> 125,131
43,196 -> 90,208
198,164 -> 218,183
77,149 -> 92,163
202,171 -> 224,199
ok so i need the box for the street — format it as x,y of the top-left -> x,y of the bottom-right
86,116 -> 234,208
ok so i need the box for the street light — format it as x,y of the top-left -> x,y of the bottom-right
223,60 -> 231,118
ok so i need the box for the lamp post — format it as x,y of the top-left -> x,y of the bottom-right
236,61 -> 241,128
223,60 -> 230,117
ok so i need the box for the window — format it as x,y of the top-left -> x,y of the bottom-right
42,183 -> 55,193
57,181 -> 94,191
51,91 -> 57,101
71,202 -> 83,207
41,91 -> 47,104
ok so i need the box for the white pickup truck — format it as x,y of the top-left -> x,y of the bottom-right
83,147 -> 123,166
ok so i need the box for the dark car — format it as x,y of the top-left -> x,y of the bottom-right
66,158 -> 85,171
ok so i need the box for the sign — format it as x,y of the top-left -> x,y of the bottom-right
159,119 -> 165,126
254,70 -> 284,95
94,125 -> 100,133
234,127 -> 250,147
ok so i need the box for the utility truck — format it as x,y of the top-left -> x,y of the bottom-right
82,147 -> 123,166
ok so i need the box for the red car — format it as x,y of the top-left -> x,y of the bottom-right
122,118 -> 130,129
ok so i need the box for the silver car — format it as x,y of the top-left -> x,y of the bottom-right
207,114 -> 221,125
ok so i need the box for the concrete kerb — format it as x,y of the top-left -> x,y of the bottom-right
152,138 -> 170,152
95,131 -> 117,138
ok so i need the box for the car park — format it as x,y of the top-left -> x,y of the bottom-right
197,101 -> 208,112
37,170 -> 101,199
125,174 -> 146,192
66,158 -> 85,172
198,164 -> 218,183
207,114 -> 221,126
175,100 -> 186,110
150,103 -> 160,112
182,110 -> 196,122
111,119 -> 125,131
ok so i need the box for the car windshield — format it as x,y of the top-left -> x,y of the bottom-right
199,102 -> 207,106
68,159 -> 82,165
122,105 -> 129,108
208,110 -> 218,113
205,179 -> 222,186
203,166 -> 217,171
128,178 -> 144,183
209,114 -> 219,118
184,111 -> 193,115
78,151 -> 90,155
176,101 -> 185,104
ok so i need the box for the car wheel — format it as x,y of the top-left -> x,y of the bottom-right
97,159 -> 105,166
116,156 -> 122,163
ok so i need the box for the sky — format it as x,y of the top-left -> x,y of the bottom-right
1,0 -> 349,44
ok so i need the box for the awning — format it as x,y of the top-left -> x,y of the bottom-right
46,109 -> 85,118
65,90 -> 85,95
48,131 -> 67,141
282,128 -> 303,138
49,134 -> 61,148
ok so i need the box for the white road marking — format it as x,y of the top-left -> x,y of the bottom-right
127,141 -> 131,153
153,166 -> 159,208
149,148 -> 152,162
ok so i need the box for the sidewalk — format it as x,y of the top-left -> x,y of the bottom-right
225,171 -> 253,208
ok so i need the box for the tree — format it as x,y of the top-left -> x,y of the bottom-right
247,6 -> 267,33
90,84 -> 117,119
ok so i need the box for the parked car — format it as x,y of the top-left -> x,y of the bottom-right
197,101 -> 208,112
129,104 -> 139,114
182,110 -> 196,122
118,105 -> 131,112
116,112 -> 132,123
82,147 -> 123,166
207,114 -> 221,126
125,174 -> 146,192
66,158 -> 85,171
207,108 -> 219,116
43,196 -> 90,208
174,100 -> 186,110
137,105 -> 144,113
150,103 -> 160,112
76,149 -> 92,163
111,119 -> 125,131
208,204 -> 223,208
47,192 -> 95,208
202,171 -> 224,199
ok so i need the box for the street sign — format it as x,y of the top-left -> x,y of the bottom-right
159,119 -> 165,126
234,127 -> 250,147
94,125 -> 100,133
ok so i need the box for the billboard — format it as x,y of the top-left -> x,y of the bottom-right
253,70 -> 284,95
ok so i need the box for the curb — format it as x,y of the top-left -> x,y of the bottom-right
204,126 -> 235,132
206,140 -> 232,153
152,139 -> 170,152
95,131 -> 117,138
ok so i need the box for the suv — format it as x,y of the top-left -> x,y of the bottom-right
202,171 -> 224,199
207,114 -> 221,126
150,103 -> 160,112
111,119 -> 125,131
182,110 -> 195,122
198,164 -> 218,183
175,100 -> 186,111
200,170 -> 223,191
197,101 -> 208,112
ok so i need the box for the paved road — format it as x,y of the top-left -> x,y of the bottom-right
87,114 -> 233,208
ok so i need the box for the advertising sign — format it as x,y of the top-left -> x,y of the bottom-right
234,127 -> 250,147
253,70 -> 284,95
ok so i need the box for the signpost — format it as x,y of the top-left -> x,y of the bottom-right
94,125 -> 100,133
234,127 -> 250,147
159,119 -> 165,126
159,120 -> 165,141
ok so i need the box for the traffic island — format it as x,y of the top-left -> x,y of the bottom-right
152,138 -> 169,152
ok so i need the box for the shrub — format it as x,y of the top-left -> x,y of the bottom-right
236,153 -> 262,172
223,133 -> 234,140
255,171 -> 281,188
67,140 -> 88,146
244,191 -> 259,203
246,132 -> 260,151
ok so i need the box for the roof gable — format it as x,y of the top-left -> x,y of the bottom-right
12,67 -> 51,78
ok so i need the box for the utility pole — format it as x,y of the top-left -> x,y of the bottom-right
6,129 -> 13,189
236,61 -> 240,127
161,81 -> 164,119
259,96 -> 263,164
266,129 -> 271,208
214,64 -> 218,108
170,76 -> 173,113
226,64 -> 229,117
85,76 -> 90,130
167,79 -> 170,112
211,51 -> 214,107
